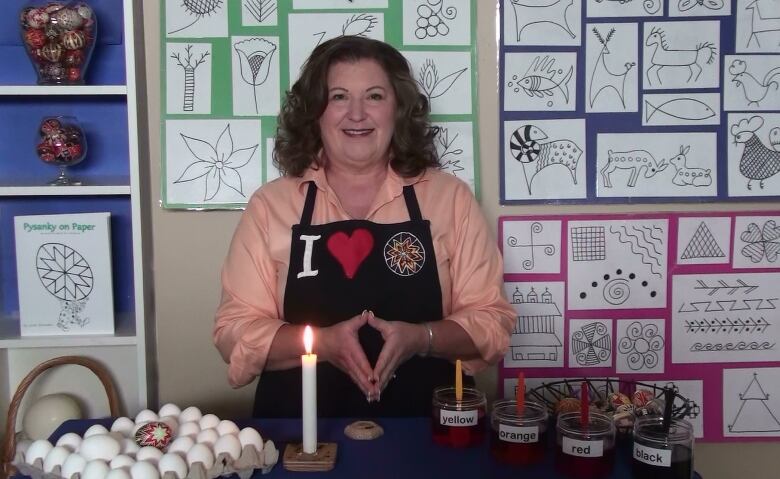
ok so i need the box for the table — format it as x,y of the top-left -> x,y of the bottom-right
18,418 -> 703,478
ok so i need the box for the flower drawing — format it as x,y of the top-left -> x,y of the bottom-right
175,124 -> 258,202
235,38 -> 277,114
416,59 -> 467,103
618,321 -> 664,371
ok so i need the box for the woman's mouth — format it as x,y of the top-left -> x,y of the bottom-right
343,128 -> 373,137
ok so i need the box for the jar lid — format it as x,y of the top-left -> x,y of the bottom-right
492,399 -> 547,422
634,416 -> 694,444
432,386 -> 486,409
557,411 -> 615,436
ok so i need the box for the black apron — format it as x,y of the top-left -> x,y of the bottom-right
254,181 -> 469,417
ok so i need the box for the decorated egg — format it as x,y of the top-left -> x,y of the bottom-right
44,3 -> 66,14
63,49 -> 84,66
39,41 -> 62,61
76,3 -> 94,20
555,397 -> 581,414
61,30 -> 85,50
24,29 -> 47,49
40,117 -> 62,135
608,392 -> 632,409
133,421 -> 173,449
26,9 -> 49,29
632,389 -> 654,408
158,453 -> 188,479
130,461 -> 160,479
53,8 -> 83,30
158,416 -> 179,436
66,66 -> 82,82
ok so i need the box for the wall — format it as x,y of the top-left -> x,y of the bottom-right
141,1 -> 780,477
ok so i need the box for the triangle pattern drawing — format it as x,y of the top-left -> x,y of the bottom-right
681,222 -> 725,259
729,373 -> 780,433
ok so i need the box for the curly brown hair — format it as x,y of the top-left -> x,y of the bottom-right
274,36 -> 440,177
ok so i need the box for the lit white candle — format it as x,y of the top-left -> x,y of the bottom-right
302,325 -> 317,454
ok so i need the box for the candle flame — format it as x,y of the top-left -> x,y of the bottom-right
304,325 -> 313,355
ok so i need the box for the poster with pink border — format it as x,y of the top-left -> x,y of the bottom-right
499,211 -> 780,442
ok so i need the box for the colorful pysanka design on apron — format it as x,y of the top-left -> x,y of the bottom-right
254,182 -> 465,417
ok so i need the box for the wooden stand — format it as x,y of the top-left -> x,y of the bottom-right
282,442 -> 338,472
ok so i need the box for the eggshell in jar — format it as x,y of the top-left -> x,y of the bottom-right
157,403 -> 181,418
61,452 -> 87,477
110,417 -> 135,437
84,424 -> 110,437
216,419 -> 239,436
213,434 -> 241,461
81,459 -> 110,479
195,428 -> 218,447
135,409 -> 159,424
55,432 -> 82,452
25,439 -> 53,465
167,436 -> 194,457
109,454 -> 135,470
238,427 -> 264,454
178,406 -> 202,424
177,421 -> 200,438
79,434 -> 121,461
198,414 -> 219,430
130,460 -> 160,479
135,446 -> 163,464
43,445 -> 71,472
185,443 -> 215,469
105,469 -> 132,479
158,453 -> 188,479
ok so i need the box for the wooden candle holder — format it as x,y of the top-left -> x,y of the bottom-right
282,442 -> 338,472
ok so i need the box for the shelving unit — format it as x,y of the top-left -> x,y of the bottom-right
0,0 -> 152,432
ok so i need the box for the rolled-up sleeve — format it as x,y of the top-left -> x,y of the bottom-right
213,193 -> 286,388
444,183 -> 515,374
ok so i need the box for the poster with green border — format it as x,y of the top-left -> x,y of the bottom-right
160,0 -> 480,209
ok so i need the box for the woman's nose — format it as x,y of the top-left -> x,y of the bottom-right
347,98 -> 366,120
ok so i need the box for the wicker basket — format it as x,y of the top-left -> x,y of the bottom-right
0,356 -> 122,479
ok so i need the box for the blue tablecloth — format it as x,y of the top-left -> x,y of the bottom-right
18,417 -> 702,478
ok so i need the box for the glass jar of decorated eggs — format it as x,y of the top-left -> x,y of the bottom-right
20,1 -> 97,85
37,116 -> 87,185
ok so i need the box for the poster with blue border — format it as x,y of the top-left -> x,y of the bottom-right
499,0 -> 780,204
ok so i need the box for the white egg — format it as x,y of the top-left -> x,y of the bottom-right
135,446 -> 163,465
238,427 -> 264,454
185,443 -> 215,469
130,460 -> 160,479
158,453 -> 188,479
213,434 -> 241,461
105,469 -> 131,479
216,420 -> 240,436
134,409 -> 158,424
195,428 -> 218,447
198,414 -> 220,430
110,417 -> 135,437
25,439 -> 53,465
84,424 -> 110,437
79,434 -> 121,461
178,406 -> 202,424
157,403 -> 181,418
61,452 -> 87,477
56,432 -> 83,452
120,438 -> 140,456
109,454 -> 135,470
167,436 -> 194,457
177,421 -> 200,438
43,446 -> 71,473
158,416 -> 179,436
81,459 -> 110,479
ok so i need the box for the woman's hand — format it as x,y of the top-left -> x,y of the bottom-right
319,311 -> 376,399
367,312 -> 428,395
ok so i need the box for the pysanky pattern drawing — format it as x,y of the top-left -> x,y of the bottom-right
384,232 -> 426,277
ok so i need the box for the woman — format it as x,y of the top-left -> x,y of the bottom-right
214,36 -> 515,417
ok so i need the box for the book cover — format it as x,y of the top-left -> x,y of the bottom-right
14,212 -> 115,336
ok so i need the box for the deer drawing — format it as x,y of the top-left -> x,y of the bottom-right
745,0 -> 780,49
509,0 -> 576,42
731,116 -> 780,190
601,149 -> 669,188
669,145 -> 712,187
645,27 -> 717,85
589,27 -> 635,109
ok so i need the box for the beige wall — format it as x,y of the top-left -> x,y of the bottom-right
142,1 -> 780,476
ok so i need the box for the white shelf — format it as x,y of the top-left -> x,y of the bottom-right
0,85 -> 127,96
0,182 -> 131,196
0,313 -> 137,348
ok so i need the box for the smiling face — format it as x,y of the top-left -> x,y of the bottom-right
318,59 -> 397,171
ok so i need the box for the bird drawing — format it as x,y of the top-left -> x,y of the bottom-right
731,115 -> 780,190
729,59 -> 780,107
509,125 -> 581,195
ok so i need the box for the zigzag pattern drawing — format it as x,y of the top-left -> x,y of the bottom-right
684,317 -> 770,334
678,298 -> 778,313
693,279 -> 759,296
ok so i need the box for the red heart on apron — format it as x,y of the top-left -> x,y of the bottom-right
327,229 -> 374,279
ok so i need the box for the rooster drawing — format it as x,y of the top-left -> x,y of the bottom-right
729,59 -> 780,107
731,116 -> 780,190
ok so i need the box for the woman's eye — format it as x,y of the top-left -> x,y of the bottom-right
368,93 -> 384,100
331,93 -> 346,101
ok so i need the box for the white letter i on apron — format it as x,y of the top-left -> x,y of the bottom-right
296,234 -> 321,278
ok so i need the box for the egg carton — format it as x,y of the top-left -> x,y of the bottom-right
12,442 -> 280,479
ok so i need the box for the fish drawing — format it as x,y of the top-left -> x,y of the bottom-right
511,55 -> 573,104
645,97 -> 716,123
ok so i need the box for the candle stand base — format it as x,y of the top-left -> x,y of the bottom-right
282,442 -> 338,472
